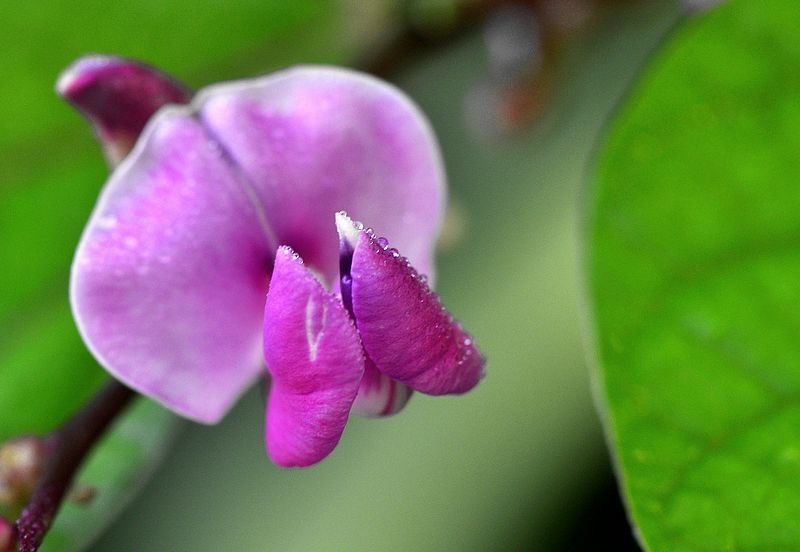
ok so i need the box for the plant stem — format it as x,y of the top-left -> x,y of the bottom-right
15,381 -> 135,552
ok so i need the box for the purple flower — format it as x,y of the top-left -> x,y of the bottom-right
59,56 -> 485,467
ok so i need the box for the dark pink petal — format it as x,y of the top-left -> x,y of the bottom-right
337,213 -> 412,417
351,359 -> 413,417
348,222 -> 485,395
197,66 -> 445,283
71,109 -> 273,423
263,247 -> 364,467
57,55 -> 191,165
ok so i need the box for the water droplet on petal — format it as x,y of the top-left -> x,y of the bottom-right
97,215 -> 117,229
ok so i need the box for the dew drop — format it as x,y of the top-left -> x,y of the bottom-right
377,237 -> 389,249
97,215 -> 117,229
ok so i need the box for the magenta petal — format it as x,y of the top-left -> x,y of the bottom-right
350,232 -> 485,395
57,55 -> 191,165
71,109 -> 273,423
198,66 -> 445,282
264,247 -> 365,467
352,358 -> 413,417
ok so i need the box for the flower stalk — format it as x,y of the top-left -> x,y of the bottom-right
14,381 -> 135,552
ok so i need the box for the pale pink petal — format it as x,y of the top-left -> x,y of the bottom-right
351,358 -> 413,417
71,109 -> 272,423
263,247 -> 365,467
57,55 -> 190,165
197,66 -> 445,283
349,228 -> 485,395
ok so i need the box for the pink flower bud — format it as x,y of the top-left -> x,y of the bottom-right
0,436 -> 49,509
57,55 -> 191,166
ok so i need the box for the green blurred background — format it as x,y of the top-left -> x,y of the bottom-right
1,1 -> 684,550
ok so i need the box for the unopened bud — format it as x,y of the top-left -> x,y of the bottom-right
0,516 -> 16,552
0,436 -> 49,509
56,55 -> 191,167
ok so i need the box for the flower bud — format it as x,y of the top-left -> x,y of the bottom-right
57,55 -> 191,166
0,436 -> 49,510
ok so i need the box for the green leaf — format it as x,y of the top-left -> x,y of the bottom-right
585,1 -> 800,550
41,399 -> 180,552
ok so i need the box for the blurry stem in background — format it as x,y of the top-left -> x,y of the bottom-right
359,0 -> 486,77
14,382 -> 135,552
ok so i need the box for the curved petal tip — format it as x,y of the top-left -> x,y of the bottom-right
350,227 -> 485,396
58,55 -> 191,165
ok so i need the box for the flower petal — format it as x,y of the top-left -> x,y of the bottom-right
351,359 -> 413,417
263,247 -> 364,467
57,55 -> 191,166
71,109 -> 273,423
336,212 -> 412,417
350,229 -> 485,395
197,66 -> 445,282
